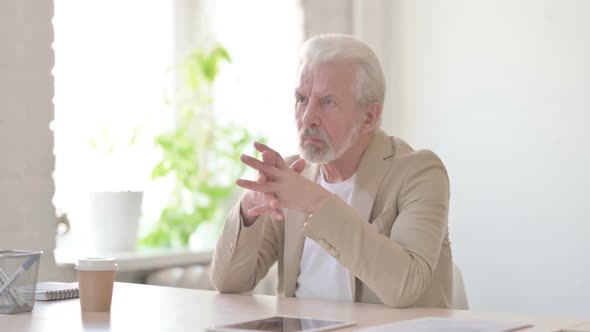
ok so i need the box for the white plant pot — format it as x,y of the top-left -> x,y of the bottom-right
87,191 -> 143,253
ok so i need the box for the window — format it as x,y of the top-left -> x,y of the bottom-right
52,0 -> 174,250
52,0 -> 303,252
207,0 -> 303,154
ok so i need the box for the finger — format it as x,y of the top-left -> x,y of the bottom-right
264,193 -> 275,203
261,152 -> 280,178
289,158 -> 306,174
240,154 -> 277,177
257,173 -> 267,184
248,205 -> 274,216
261,150 -> 277,166
262,150 -> 288,170
271,209 -> 284,220
248,204 -> 284,220
254,141 -> 278,154
236,179 -> 273,193
269,198 -> 280,209
255,142 -> 288,170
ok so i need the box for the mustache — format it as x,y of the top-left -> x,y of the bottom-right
299,126 -> 329,141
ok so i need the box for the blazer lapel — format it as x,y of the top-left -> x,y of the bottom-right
283,162 -> 320,297
347,130 -> 395,300
282,130 -> 394,299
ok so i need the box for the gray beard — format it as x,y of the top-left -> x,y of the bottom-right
299,143 -> 336,164
298,124 -> 360,164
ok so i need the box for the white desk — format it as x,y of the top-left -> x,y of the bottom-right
565,322 -> 590,332
1,283 -> 587,332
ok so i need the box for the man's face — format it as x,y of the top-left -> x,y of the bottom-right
295,61 -> 363,163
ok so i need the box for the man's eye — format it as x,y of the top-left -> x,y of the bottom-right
296,95 -> 307,104
322,98 -> 334,106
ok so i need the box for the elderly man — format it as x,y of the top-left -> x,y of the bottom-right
210,34 -> 452,308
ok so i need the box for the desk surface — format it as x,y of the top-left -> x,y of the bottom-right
1,283 -> 587,332
565,322 -> 590,332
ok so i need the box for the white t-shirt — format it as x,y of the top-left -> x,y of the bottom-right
295,169 -> 357,301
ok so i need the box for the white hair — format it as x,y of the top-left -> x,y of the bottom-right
299,34 -> 386,106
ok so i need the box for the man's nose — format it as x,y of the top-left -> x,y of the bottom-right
302,102 -> 320,127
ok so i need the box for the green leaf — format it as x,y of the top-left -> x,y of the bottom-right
141,44 -> 266,249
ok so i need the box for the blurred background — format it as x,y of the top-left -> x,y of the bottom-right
1,0 -> 589,319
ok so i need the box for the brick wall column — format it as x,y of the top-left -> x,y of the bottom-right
0,0 -> 63,280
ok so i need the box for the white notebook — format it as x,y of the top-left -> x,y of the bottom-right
359,317 -> 533,332
35,282 -> 79,301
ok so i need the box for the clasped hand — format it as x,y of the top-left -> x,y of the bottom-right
237,142 -> 331,224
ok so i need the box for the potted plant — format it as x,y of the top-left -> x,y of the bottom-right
82,118 -> 150,253
140,45 -> 262,249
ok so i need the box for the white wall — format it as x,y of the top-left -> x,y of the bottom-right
375,0 -> 590,318
0,1 -> 64,280
302,0 -> 353,38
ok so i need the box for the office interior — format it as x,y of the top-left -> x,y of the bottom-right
1,0 -> 589,321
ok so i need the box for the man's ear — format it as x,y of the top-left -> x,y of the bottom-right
361,103 -> 382,134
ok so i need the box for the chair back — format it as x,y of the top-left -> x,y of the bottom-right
452,263 -> 469,309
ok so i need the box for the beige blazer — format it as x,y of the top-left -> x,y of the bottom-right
210,129 -> 453,308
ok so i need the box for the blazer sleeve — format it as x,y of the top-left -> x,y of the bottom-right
301,150 -> 449,307
209,200 -> 280,293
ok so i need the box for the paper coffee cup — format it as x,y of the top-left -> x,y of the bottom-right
75,258 -> 117,312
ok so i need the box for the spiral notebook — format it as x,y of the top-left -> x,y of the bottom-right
35,282 -> 79,301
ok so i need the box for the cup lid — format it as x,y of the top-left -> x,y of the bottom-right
75,258 -> 118,271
